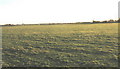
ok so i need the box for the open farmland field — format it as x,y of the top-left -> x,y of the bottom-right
2,23 -> 119,67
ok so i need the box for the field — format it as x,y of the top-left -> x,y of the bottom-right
2,23 -> 118,67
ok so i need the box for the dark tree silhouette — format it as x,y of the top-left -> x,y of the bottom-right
108,19 -> 115,22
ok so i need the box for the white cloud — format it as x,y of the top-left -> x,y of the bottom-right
0,0 -> 119,24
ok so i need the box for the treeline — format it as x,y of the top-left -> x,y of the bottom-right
2,18 -> 120,26
93,18 -> 120,23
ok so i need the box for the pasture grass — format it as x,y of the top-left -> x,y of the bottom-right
2,23 -> 118,67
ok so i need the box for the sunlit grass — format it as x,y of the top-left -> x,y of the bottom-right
2,23 -> 118,67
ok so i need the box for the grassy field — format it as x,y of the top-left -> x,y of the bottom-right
2,23 -> 118,67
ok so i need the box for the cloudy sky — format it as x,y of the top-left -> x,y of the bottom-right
0,0 -> 119,24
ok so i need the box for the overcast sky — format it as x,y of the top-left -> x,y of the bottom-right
0,0 -> 119,24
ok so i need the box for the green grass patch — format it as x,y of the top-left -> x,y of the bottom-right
2,23 -> 118,67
